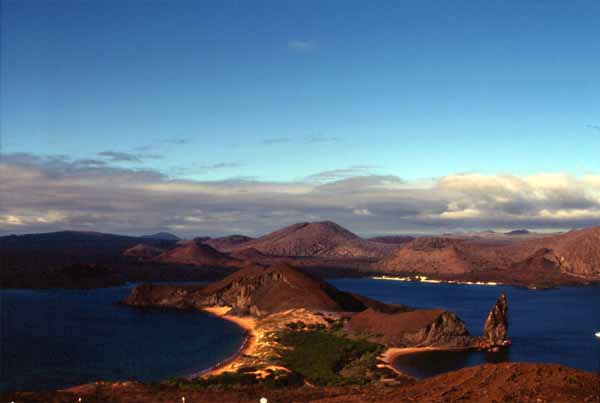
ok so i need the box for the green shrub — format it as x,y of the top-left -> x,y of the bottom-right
275,329 -> 383,386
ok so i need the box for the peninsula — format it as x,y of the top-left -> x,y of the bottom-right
121,263 -> 511,385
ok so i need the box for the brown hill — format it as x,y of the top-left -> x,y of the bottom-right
203,235 -> 253,251
229,247 -> 269,261
123,243 -> 165,259
348,293 -> 510,350
376,237 -> 478,275
124,263 -> 371,315
154,240 -> 237,267
376,227 -> 600,285
230,221 -> 396,258
534,226 -> 600,279
348,308 -> 472,347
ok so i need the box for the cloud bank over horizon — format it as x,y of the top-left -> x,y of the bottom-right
2,152 -> 600,238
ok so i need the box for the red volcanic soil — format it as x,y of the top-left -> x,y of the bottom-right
229,221 -> 397,258
375,227 -> 600,286
154,240 -> 238,267
203,235 -> 254,251
123,263 -> 373,315
209,263 -> 370,314
377,237 -> 477,275
6,363 -> 598,403
351,308 -> 445,333
229,247 -> 269,260
534,227 -> 600,279
207,264 -> 362,313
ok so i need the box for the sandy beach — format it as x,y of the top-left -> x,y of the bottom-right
194,306 -> 258,378
378,346 -> 472,378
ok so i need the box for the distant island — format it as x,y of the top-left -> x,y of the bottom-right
5,263 -> 598,403
2,221 -> 600,290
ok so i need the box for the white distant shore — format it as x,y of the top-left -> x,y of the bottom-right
371,275 -> 501,287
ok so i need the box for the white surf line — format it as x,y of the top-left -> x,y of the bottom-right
371,275 -> 501,286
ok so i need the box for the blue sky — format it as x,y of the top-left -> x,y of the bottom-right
4,0 -> 599,182
2,1 -> 600,236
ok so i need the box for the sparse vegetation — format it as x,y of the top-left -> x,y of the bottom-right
274,327 -> 384,386
162,368 -> 304,390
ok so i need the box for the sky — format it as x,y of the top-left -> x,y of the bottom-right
1,0 -> 600,237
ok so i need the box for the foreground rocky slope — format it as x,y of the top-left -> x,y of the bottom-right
6,363 -> 598,403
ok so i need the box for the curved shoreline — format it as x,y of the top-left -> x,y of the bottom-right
189,307 -> 258,378
379,346 -> 473,378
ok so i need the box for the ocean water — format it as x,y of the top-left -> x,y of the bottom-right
330,278 -> 600,378
2,280 -> 599,391
0,285 -> 245,392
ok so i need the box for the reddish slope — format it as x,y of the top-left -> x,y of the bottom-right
8,363 -> 598,403
376,237 -> 480,275
154,240 -> 237,267
230,221 -> 396,258
203,235 -> 253,251
124,263 -> 371,315
535,227 -> 600,279
376,227 -> 600,284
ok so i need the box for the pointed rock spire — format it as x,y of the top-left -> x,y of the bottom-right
482,293 -> 511,350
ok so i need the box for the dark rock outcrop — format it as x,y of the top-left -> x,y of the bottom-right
481,293 -> 510,350
348,308 -> 472,347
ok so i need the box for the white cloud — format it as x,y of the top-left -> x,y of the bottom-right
2,153 -> 600,236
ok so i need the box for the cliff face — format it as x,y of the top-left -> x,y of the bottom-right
348,308 -> 472,347
348,293 -> 512,350
481,293 -> 510,350
123,264 -> 370,316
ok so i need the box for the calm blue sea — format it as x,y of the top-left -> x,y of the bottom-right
330,278 -> 600,378
0,284 -> 244,392
2,279 -> 599,391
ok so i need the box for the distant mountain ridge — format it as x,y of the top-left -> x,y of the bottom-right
3,223 -> 600,289
227,221 -> 396,258
375,227 -> 600,285
141,232 -> 181,241
154,239 -> 238,267
203,235 -> 253,251
368,235 -> 415,245
506,229 -> 531,236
